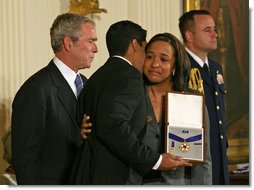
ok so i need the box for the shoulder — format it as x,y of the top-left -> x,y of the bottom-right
15,64 -> 53,97
208,58 -> 222,70
24,66 -> 51,87
32,63 -> 56,82
104,57 -> 142,81
85,57 -> 143,92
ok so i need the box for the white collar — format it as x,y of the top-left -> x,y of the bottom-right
112,55 -> 132,65
185,47 -> 209,68
53,56 -> 81,97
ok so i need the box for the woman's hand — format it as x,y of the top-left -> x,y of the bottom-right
80,114 -> 92,139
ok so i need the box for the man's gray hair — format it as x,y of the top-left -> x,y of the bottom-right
50,13 -> 95,53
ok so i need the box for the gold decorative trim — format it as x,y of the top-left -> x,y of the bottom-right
183,0 -> 200,12
69,0 -> 107,16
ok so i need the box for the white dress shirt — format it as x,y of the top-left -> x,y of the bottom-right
53,56 -> 82,98
185,47 -> 209,69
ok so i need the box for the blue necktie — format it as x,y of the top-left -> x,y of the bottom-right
75,74 -> 83,97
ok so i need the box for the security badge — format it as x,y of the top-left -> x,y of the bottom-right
168,130 -> 202,153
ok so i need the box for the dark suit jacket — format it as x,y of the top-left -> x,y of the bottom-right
11,60 -> 86,184
187,53 -> 229,185
70,57 -> 160,185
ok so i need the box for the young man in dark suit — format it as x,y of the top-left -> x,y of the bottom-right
179,10 -> 229,185
70,20 -> 192,185
11,13 -> 98,184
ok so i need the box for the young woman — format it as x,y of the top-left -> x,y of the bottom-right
142,33 -> 212,185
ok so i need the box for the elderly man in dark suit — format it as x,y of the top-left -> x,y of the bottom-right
11,13 -> 98,184
179,10 -> 229,185
69,20 -> 192,185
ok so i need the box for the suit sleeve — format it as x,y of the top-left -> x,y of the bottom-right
95,72 -> 159,175
11,83 -> 47,184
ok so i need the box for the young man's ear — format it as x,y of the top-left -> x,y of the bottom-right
130,39 -> 139,52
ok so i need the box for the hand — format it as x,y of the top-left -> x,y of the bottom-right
158,153 -> 192,171
80,114 -> 92,139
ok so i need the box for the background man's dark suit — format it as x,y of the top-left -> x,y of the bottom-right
70,57 -> 160,184
12,61 -> 86,184
187,54 -> 229,184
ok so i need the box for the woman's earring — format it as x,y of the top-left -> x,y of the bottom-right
172,70 -> 175,76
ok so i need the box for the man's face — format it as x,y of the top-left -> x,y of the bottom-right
71,22 -> 98,71
191,15 -> 217,52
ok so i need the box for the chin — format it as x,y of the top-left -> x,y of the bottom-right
147,81 -> 160,85
81,64 -> 91,69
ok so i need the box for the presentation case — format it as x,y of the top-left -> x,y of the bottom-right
165,91 -> 205,163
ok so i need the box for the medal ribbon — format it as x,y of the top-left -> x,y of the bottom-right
168,133 -> 202,142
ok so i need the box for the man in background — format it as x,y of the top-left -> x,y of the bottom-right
179,10 -> 229,184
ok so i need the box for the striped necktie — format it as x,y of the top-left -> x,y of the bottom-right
75,74 -> 83,97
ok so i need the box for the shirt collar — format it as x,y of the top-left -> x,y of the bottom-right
53,56 -> 81,97
53,56 -> 78,80
185,47 -> 209,68
112,55 -> 132,65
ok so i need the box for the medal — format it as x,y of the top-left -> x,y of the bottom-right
168,133 -> 202,153
179,141 -> 190,152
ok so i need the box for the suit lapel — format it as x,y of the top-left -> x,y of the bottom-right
209,60 -> 219,88
47,61 -> 79,129
145,86 -> 160,135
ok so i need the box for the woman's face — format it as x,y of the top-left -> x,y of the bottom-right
144,40 -> 176,84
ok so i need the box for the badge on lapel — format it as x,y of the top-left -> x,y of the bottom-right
216,70 -> 224,84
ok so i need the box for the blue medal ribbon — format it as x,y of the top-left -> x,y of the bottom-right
168,133 -> 202,142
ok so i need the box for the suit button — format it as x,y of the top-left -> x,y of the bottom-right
220,135 -> 224,140
215,91 -> 218,96
216,106 -> 220,110
219,120 -> 222,125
